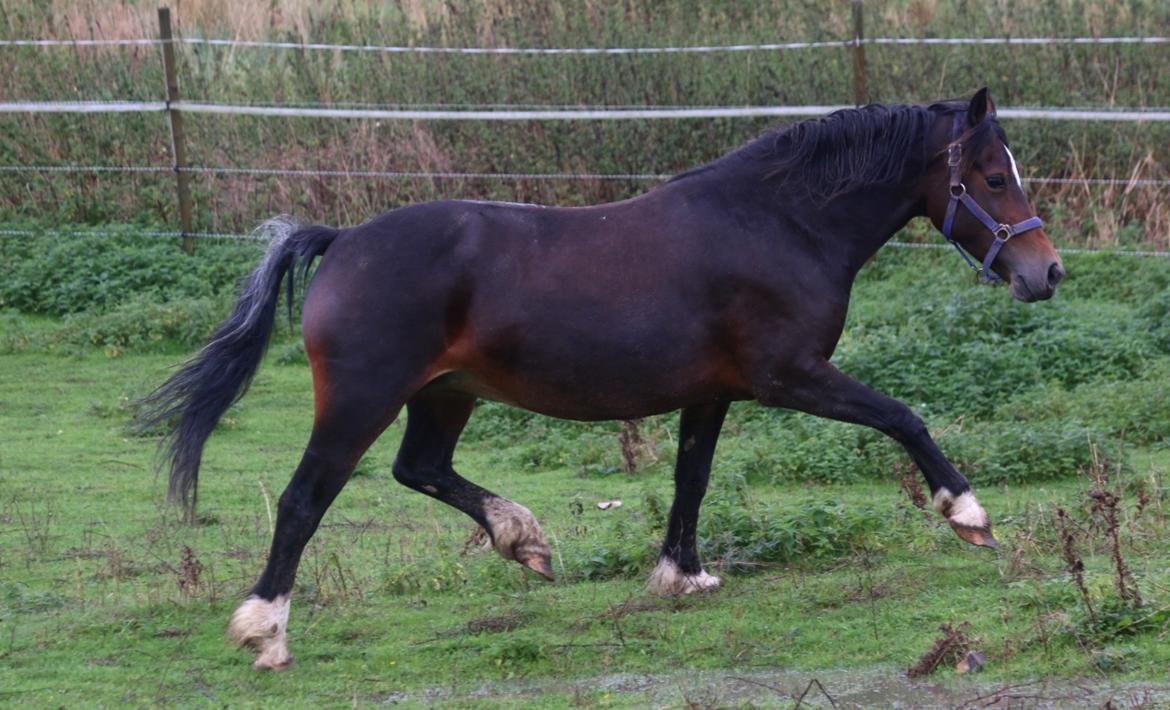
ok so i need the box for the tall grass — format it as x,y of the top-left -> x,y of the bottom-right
0,0 -> 1168,244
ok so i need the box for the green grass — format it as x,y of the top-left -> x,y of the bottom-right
2,240 -> 1170,706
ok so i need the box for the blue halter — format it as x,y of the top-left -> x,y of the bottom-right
940,115 -> 1045,283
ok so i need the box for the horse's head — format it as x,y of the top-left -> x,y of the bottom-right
924,88 -> 1064,302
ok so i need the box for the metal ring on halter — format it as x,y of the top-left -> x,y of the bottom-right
994,225 -> 1012,241
950,183 -> 966,198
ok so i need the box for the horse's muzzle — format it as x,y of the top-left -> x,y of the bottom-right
1010,259 -> 1065,302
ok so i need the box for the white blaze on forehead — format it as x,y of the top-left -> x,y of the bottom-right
1005,145 -> 1022,190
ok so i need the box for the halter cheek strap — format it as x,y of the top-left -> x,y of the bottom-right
940,115 -> 1045,283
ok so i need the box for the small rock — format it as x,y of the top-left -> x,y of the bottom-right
597,500 -> 622,510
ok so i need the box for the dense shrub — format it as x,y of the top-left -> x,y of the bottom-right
996,368 -> 1170,447
567,509 -> 657,582
1057,253 -> 1170,304
1138,286 -> 1170,352
721,414 -> 900,485
561,473 -> 892,581
939,421 -> 1121,485
719,410 -> 1112,487
698,474 -> 889,569
0,230 -> 260,316
54,295 -> 227,355
836,293 -> 1157,419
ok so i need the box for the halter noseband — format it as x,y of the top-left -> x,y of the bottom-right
940,115 -> 1044,283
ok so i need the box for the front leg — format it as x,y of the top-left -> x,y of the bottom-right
648,401 -> 730,595
757,357 -> 996,547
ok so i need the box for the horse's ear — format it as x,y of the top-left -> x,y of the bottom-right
968,87 -> 996,125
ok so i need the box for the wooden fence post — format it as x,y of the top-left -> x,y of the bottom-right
851,0 -> 869,107
158,7 -> 195,255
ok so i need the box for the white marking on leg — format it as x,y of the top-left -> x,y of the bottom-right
932,488 -> 989,529
482,497 -> 549,563
228,594 -> 293,670
646,557 -> 722,596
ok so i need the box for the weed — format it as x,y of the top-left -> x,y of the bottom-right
1084,448 -> 1143,608
894,459 -> 927,511
176,545 -> 204,601
11,498 -> 57,558
907,622 -> 973,678
619,418 -> 657,473
1055,507 -> 1096,626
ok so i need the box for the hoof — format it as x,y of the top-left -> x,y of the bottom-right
253,647 -> 294,671
934,489 -> 996,548
483,497 -> 555,581
951,522 -> 998,548
228,595 -> 293,670
647,557 -> 722,596
521,553 -> 556,581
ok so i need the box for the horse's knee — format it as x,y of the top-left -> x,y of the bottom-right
391,459 -> 435,492
883,407 -> 926,443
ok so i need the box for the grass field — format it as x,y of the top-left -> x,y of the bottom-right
2,244 -> 1169,707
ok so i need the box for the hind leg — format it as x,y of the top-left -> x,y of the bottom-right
393,389 -> 554,579
228,377 -> 406,670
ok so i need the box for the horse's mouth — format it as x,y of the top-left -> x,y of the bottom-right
1009,275 -> 1056,302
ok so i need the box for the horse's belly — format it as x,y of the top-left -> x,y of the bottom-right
427,346 -> 747,421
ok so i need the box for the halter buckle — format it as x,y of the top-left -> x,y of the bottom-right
949,183 -> 966,198
994,224 -> 1012,241
947,144 -> 962,167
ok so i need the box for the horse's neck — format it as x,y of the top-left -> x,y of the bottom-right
722,173 -> 923,277
824,185 -> 923,272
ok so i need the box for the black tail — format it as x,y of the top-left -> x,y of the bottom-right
136,217 -> 339,518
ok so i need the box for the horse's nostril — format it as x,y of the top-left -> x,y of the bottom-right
1047,262 -> 1066,288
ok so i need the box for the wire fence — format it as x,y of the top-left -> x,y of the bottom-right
6,100 -> 1170,122
1,12 -> 1168,254
4,163 -> 1170,187
3,34 -> 1169,51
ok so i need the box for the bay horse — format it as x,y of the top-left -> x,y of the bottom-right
139,88 -> 1064,669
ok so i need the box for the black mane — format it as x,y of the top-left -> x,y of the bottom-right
675,98 -> 1005,201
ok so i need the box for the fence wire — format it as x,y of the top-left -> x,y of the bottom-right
3,28 -> 1169,247
3,164 -> 1168,186
5,100 -> 1170,122
4,35 -> 1168,53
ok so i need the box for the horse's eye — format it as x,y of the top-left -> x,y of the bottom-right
986,174 -> 1007,190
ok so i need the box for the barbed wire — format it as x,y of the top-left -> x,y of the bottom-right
4,35 -> 1168,53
